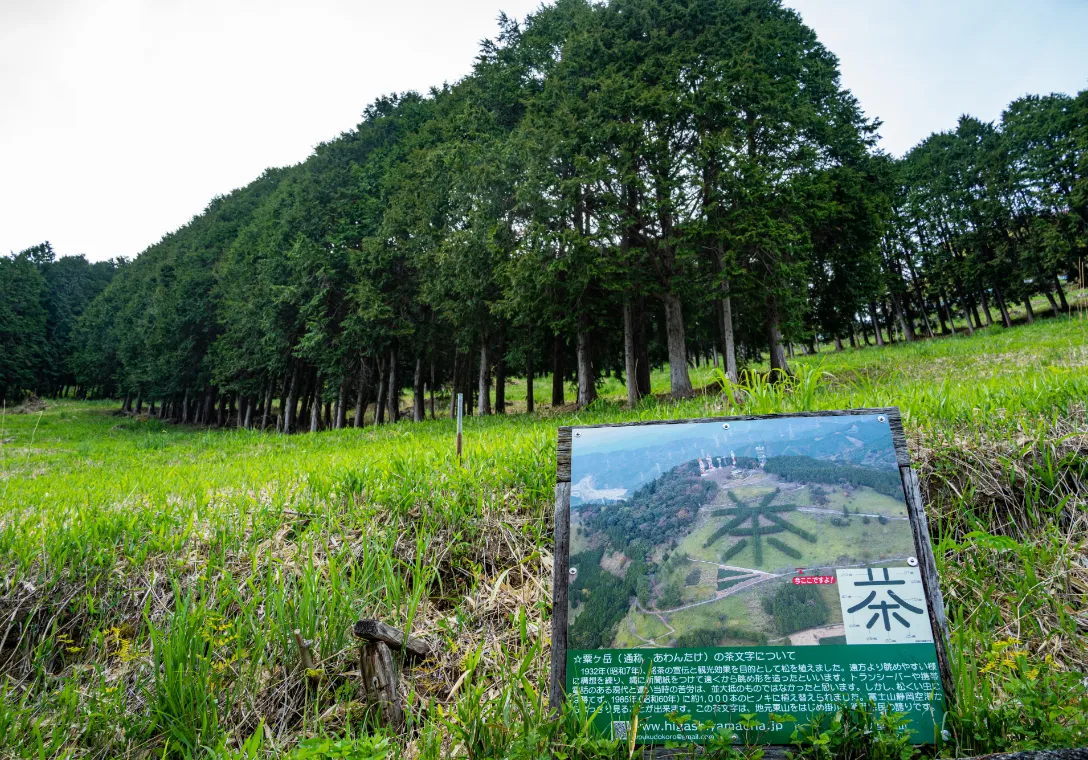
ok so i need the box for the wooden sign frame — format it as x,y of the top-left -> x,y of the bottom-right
548,407 -> 953,745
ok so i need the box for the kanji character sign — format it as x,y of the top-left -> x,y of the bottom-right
837,567 -> 934,645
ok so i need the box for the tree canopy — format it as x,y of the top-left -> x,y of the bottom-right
3,0 -> 1084,413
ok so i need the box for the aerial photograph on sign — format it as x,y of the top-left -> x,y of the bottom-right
568,415 -> 925,651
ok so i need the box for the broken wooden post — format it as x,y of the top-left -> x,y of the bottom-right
293,629 -> 315,671
353,619 -> 434,729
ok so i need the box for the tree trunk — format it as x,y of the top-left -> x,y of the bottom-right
462,349 -> 474,416
354,360 -> 370,428
959,290 -> 975,336
335,376 -> 347,429
236,394 -> 244,428
298,372 -> 312,431
635,304 -> 651,399
429,360 -> 435,419
883,301 -> 897,343
375,357 -> 387,425
979,289 -> 995,326
1043,287 -> 1060,315
935,296 -> 949,335
994,285 -> 1013,328
244,396 -> 253,429
941,292 -> 957,335
136,395 -> 144,414
310,376 -> 321,433
323,401 -> 331,429
765,294 -> 791,376
386,346 -> 399,423
477,341 -> 491,416
623,301 -> 641,407
494,331 -> 506,415
412,356 -> 424,422
261,381 -> 273,431
1054,277 -> 1070,312
1023,297 -> 1035,323
450,355 -> 460,417
969,297 -> 983,330
835,336 -> 844,352
891,291 -> 915,342
576,326 -> 596,407
664,294 -> 693,397
917,299 -> 934,339
276,374 -> 288,432
525,350 -> 534,414
202,390 -> 214,425
551,335 -> 565,407
717,289 -> 738,383
867,303 -> 885,347
448,352 -> 460,419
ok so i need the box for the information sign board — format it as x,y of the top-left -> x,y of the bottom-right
549,409 -> 951,746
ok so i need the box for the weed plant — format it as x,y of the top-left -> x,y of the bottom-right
0,316 -> 1086,758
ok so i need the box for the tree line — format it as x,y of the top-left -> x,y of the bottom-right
2,0 -> 1085,417
0,243 -> 116,403
762,455 -> 904,499
761,582 -> 830,636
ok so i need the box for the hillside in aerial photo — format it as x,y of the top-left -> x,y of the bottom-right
567,415 -> 918,650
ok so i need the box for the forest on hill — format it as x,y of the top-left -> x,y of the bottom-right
0,243 -> 116,403
2,0 -> 1086,421
578,458 -> 717,551
762,455 -> 904,498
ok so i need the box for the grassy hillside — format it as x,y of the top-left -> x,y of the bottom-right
1,315 -> 1087,758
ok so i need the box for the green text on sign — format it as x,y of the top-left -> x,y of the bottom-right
566,643 -> 945,744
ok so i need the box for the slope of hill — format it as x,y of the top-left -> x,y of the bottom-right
0,318 -> 1086,757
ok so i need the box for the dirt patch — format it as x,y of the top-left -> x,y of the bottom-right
600,550 -> 630,579
789,623 -> 845,646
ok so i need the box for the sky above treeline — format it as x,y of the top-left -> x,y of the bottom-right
2,0 -> 1086,263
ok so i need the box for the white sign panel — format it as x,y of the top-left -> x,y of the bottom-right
837,567 -> 934,645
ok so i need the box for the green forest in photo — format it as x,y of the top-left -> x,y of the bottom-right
2,0 -> 1088,757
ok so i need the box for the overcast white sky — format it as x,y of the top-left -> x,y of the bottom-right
2,0 -> 1087,263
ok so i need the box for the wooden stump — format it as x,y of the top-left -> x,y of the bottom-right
353,618 -> 434,731
359,639 -> 403,728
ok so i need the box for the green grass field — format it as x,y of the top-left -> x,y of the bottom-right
676,483 -> 912,573
679,507 -> 912,573
1,313 -> 1087,757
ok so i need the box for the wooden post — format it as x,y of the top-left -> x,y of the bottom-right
456,392 -> 463,465
293,629 -> 315,672
359,640 -> 402,727
353,619 -> 434,731
549,428 -> 573,711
